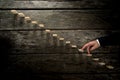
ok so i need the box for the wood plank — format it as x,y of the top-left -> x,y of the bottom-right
61,74 -> 120,80
0,0 -> 111,9
0,10 -> 116,30
4,54 -> 120,74
2,52 -> 120,79
1,0 -> 120,79
0,30 -> 119,54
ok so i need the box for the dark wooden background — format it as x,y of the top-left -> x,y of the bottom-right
0,0 -> 120,80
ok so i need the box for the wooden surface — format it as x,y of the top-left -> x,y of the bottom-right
0,0 -> 120,80
0,0 -> 112,9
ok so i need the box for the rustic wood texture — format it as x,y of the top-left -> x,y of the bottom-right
0,0 -> 112,9
0,0 -> 120,80
1,10 -> 115,30
0,30 -> 119,54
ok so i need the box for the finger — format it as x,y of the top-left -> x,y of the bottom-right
90,46 -> 96,51
81,43 -> 89,50
87,46 -> 90,54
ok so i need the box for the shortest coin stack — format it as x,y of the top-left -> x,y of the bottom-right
92,58 -> 99,61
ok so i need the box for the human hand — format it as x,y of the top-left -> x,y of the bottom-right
80,40 -> 100,54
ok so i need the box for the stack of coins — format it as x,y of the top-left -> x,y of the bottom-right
25,17 -> 31,23
18,13 -> 25,25
31,21 -> 38,28
45,30 -> 51,39
52,34 -> 58,47
11,10 -> 18,26
45,30 -> 51,46
65,41 -> 71,48
59,38 -> 64,47
39,24 -> 45,29
65,41 -> 71,53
